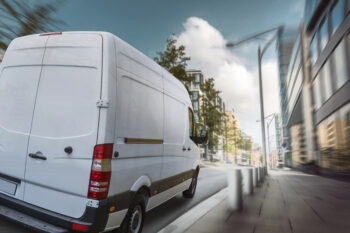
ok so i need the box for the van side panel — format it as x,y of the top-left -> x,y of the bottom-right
110,70 -> 163,193
162,93 -> 186,182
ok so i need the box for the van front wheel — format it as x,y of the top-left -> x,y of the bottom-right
120,194 -> 145,233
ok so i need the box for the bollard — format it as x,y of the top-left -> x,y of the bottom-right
258,167 -> 261,182
257,167 -> 261,183
227,168 -> 243,211
260,167 -> 264,183
252,167 -> 257,187
255,167 -> 259,185
242,168 -> 253,195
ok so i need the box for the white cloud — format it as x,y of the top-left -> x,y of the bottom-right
177,17 -> 281,147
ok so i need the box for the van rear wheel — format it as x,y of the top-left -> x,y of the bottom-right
183,171 -> 198,198
120,194 -> 145,233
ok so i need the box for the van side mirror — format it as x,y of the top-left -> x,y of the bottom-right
191,129 -> 208,145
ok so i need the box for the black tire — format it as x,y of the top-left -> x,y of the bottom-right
183,170 -> 198,198
120,194 -> 145,233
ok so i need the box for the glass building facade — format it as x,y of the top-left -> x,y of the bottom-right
306,0 -> 350,172
279,0 -> 350,171
277,27 -> 299,167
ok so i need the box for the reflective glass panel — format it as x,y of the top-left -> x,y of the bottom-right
331,0 -> 344,34
321,59 -> 333,101
312,74 -> 322,109
333,39 -> 348,89
310,34 -> 318,65
319,18 -> 329,51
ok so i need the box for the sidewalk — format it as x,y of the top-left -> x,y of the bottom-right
161,170 -> 350,233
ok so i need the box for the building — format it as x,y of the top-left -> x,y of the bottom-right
274,114 -> 284,166
305,0 -> 350,172
279,28 -> 312,168
290,123 -> 307,166
279,0 -> 350,172
215,94 -> 226,161
276,27 -> 299,167
186,69 -> 227,161
186,69 -> 205,122
251,143 -> 263,167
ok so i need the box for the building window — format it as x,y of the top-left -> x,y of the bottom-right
319,17 -> 329,51
339,104 -> 350,145
194,113 -> 199,122
305,0 -> 321,25
321,59 -> 333,101
193,83 -> 200,89
333,39 -> 348,89
310,34 -> 318,65
191,91 -> 199,101
194,73 -> 201,83
331,0 -> 344,34
193,101 -> 199,111
312,74 -> 322,110
345,110 -> 350,143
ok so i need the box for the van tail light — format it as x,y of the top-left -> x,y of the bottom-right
71,223 -> 89,232
88,144 -> 113,200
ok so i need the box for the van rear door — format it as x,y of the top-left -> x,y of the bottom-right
0,36 -> 48,199
23,33 -> 102,218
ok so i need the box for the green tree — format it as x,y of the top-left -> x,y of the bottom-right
225,120 -> 240,155
154,36 -> 192,83
200,78 -> 224,152
0,0 -> 65,50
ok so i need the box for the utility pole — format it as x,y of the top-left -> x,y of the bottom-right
227,26 -> 282,173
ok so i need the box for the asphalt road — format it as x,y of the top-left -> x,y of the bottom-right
0,167 -> 228,233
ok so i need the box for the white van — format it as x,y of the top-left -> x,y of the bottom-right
0,32 -> 207,233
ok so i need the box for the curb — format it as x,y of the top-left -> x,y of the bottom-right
157,188 -> 227,233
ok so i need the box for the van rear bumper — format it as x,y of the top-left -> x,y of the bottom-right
0,193 -> 109,233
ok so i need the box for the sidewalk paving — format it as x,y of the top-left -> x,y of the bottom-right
163,170 -> 350,233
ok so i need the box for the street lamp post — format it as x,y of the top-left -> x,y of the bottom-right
266,114 -> 275,168
257,113 -> 275,169
226,26 -> 282,173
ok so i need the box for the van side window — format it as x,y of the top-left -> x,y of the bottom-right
188,108 -> 195,138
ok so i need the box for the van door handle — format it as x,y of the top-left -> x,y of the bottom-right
28,152 -> 47,161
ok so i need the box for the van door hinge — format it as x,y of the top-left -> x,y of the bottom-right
96,99 -> 109,108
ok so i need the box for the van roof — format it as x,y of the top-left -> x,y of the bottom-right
7,31 -> 191,106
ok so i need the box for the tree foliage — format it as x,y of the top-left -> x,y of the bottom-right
225,119 -> 241,155
200,78 -> 224,151
0,0 -> 65,50
155,36 -> 192,83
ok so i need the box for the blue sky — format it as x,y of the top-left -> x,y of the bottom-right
50,0 -> 304,57
27,0 -> 304,148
